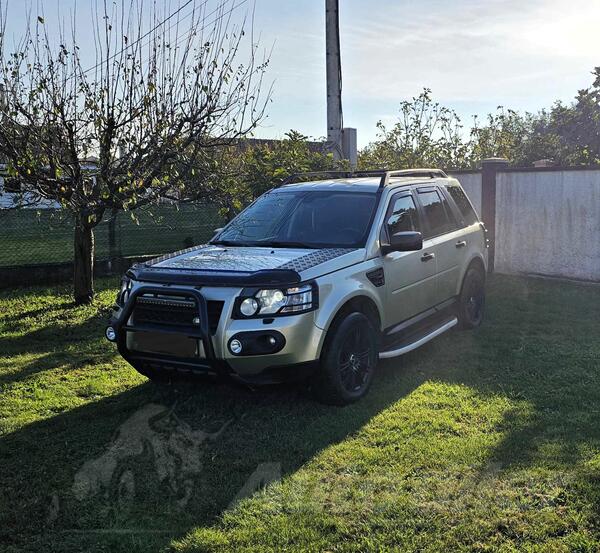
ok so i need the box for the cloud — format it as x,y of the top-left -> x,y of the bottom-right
339,0 -> 600,106
252,0 -> 600,143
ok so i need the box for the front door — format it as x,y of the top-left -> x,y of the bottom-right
382,191 -> 437,327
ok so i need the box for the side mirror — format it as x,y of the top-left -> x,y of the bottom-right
382,231 -> 423,254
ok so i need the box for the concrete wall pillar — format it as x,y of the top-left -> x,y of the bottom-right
481,157 -> 509,272
342,127 -> 357,168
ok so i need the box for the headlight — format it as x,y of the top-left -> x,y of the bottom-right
240,297 -> 259,316
235,283 -> 317,318
256,289 -> 286,314
279,285 -> 314,313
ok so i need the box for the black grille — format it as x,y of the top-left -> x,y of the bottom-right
206,301 -> 224,334
133,296 -> 224,334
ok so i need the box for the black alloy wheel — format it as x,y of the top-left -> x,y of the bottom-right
312,311 -> 378,405
458,266 -> 485,329
338,324 -> 373,394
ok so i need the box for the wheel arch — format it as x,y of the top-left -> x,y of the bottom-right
467,255 -> 486,277
332,295 -> 382,331
457,255 -> 487,329
457,254 -> 487,295
316,294 -> 382,358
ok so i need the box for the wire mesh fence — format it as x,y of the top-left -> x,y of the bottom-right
0,203 -> 224,267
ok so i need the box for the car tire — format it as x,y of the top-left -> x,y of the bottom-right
457,265 -> 485,329
311,311 -> 378,406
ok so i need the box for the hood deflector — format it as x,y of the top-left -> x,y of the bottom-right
127,266 -> 302,288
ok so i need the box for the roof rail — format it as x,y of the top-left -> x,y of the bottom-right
280,168 -> 448,188
280,170 -> 353,185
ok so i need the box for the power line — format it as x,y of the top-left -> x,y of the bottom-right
81,0 -> 249,77
81,0 -> 198,75
0,0 -> 252,127
161,0 -> 250,54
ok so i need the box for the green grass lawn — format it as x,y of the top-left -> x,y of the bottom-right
0,205 -> 223,266
1,275 -> 600,552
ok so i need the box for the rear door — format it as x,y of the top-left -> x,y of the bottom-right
443,181 -> 486,281
415,186 -> 462,305
381,190 -> 437,325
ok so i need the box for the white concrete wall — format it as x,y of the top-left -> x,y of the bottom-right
495,170 -> 600,281
449,172 -> 482,216
458,173 -> 482,217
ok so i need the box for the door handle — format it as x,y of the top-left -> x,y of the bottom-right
455,240 -> 467,248
421,252 -> 435,262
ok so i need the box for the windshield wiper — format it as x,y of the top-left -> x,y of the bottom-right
254,240 -> 320,249
210,239 -> 254,247
211,239 -> 321,249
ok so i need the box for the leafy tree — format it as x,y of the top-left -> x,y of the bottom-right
241,131 -> 346,197
358,90 -> 548,169
0,1 -> 269,303
186,131 -> 346,221
358,70 -> 600,170
469,108 -> 529,163
467,68 -> 600,166
542,67 -> 600,165
358,89 -> 470,170
468,108 -> 560,166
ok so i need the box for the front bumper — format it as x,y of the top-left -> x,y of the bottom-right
108,284 -> 325,384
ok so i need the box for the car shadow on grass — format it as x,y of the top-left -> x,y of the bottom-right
0,355 -> 427,553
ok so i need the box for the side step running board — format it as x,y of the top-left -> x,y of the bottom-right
379,317 -> 458,359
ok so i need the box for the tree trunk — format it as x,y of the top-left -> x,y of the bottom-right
74,219 -> 95,304
108,208 -> 118,260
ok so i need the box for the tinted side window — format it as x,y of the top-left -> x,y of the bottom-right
445,185 -> 478,225
386,195 -> 419,236
417,189 -> 456,237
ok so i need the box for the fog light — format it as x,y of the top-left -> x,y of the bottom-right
105,326 -> 117,342
229,331 -> 285,356
230,339 -> 243,354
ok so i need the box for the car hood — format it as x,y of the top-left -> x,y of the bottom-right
148,244 -> 356,274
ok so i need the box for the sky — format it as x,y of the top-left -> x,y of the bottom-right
5,0 -> 600,147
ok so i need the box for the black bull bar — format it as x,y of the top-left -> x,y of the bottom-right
110,286 -> 225,376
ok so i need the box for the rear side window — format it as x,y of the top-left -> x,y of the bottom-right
417,189 -> 457,237
445,185 -> 478,225
386,195 -> 419,236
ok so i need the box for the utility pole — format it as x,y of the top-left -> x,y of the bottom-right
325,0 -> 357,167
325,0 -> 342,160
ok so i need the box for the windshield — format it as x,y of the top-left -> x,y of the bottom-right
213,190 -> 377,248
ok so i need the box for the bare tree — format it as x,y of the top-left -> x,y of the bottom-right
0,0 -> 269,303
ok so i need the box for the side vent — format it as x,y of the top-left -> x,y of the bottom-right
366,268 -> 385,287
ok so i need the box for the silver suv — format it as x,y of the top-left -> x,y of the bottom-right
106,169 -> 487,405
